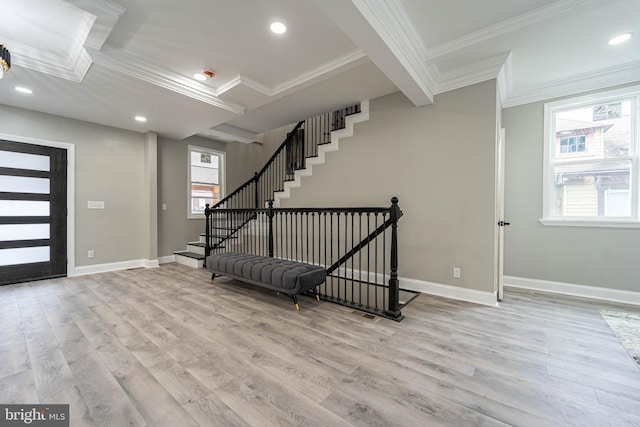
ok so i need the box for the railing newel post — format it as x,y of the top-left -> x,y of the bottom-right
387,197 -> 402,319
204,204 -> 211,264
268,200 -> 274,258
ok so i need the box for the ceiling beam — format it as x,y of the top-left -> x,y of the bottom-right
312,0 -> 435,106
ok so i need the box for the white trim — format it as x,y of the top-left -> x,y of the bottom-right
352,0 -> 435,104
434,53 -> 510,95
400,277 -> 498,307
72,259 -> 157,276
0,132 -> 76,278
158,255 -> 176,264
503,60 -> 640,108
143,259 -> 159,269
88,47 -> 245,114
425,0 -> 606,61
505,276 -> 640,306
540,218 -> 640,228
271,49 -> 368,96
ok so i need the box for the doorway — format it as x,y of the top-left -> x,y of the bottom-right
0,139 -> 67,285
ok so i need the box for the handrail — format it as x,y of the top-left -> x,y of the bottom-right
257,120 -> 305,179
209,174 -> 256,209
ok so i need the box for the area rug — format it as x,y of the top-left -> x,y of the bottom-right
599,309 -> 640,369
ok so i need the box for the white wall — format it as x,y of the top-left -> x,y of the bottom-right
267,83 -> 499,295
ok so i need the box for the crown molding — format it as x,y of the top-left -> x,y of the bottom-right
352,0 -> 435,104
271,49 -> 368,96
66,0 -> 126,17
434,53 -> 510,95
66,0 -> 126,50
199,124 -> 257,144
88,47 -> 245,114
425,0 -> 609,61
503,59 -> 640,108
6,0 -> 123,82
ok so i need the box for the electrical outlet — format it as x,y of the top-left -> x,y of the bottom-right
88,250 -> 94,259
453,267 -> 461,279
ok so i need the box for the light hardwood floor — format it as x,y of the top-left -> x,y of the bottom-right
1,263 -> 639,426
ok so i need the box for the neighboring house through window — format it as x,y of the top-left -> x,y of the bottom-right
543,85 -> 639,226
188,145 -> 224,218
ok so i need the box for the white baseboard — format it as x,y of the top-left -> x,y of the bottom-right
401,277 -> 498,307
71,259 -> 158,276
158,255 -> 176,264
505,276 -> 640,306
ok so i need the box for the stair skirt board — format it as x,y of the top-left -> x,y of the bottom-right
273,100 -> 369,207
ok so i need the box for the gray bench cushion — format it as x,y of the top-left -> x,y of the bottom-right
206,252 -> 326,294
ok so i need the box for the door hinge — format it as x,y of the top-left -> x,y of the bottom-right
498,221 -> 510,227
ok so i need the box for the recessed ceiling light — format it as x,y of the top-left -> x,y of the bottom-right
608,33 -> 632,45
270,22 -> 286,34
193,73 -> 207,81
15,86 -> 33,94
135,116 -> 147,122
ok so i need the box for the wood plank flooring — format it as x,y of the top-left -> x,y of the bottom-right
1,263 -> 639,426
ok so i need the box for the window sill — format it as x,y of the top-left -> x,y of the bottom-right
539,218 -> 640,228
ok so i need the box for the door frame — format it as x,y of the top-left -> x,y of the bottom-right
0,133 -> 75,277
495,127 -> 506,301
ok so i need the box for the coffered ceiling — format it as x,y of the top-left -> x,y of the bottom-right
0,0 -> 637,141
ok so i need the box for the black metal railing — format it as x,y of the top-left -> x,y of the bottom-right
209,104 -> 361,212
205,197 -> 405,320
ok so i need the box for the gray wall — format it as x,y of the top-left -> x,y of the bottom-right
503,86 -> 640,292
273,83 -> 499,293
0,104 -> 147,267
157,135 -> 261,257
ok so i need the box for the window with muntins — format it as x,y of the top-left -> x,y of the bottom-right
188,146 -> 224,218
543,85 -> 640,227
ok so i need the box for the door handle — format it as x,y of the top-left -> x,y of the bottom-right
498,221 -> 510,227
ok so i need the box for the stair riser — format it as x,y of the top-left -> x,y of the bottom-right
175,255 -> 203,269
187,244 -> 205,255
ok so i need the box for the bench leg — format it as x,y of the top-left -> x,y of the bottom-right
210,273 -> 215,284
290,294 -> 300,311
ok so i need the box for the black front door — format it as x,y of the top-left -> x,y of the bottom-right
0,139 -> 67,285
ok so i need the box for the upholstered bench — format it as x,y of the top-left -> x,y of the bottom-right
205,252 -> 327,310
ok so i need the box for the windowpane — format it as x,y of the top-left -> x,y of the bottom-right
0,176 -> 50,194
0,200 -> 50,216
555,100 -> 632,160
552,161 -> 631,217
190,184 -> 219,214
0,224 -> 49,241
0,151 -> 50,171
0,246 -> 50,266
191,165 -> 218,184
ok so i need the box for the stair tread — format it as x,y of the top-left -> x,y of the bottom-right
187,242 -> 206,247
174,251 -> 204,260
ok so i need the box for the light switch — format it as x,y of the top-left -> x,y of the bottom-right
88,201 -> 105,209
162,203 -> 167,211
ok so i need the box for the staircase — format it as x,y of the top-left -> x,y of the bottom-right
174,101 -> 369,267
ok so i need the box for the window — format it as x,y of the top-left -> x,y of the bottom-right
559,135 -> 586,154
543,85 -> 640,226
188,146 -> 224,218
